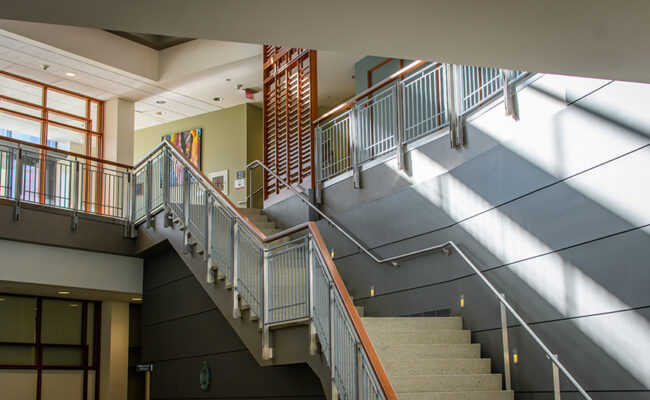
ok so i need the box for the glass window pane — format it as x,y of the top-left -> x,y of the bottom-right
41,299 -> 82,345
0,295 -> 36,342
46,89 -> 86,118
42,347 -> 84,366
48,112 -> 87,130
0,370 -> 38,399
47,123 -> 86,154
90,135 -> 99,158
0,344 -> 36,365
0,111 -> 42,145
41,370 -> 84,400
0,75 -> 43,106
90,101 -> 99,133
0,98 -> 42,118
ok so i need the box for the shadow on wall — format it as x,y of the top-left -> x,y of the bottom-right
313,75 -> 650,395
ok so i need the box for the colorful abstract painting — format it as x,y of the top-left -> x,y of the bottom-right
163,128 -> 202,169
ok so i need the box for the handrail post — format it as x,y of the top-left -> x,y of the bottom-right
262,248 -> 272,360
203,190 -> 210,262
447,64 -> 464,148
145,160 -> 153,228
130,169 -> 137,238
308,238 -> 318,355
248,166 -> 254,209
499,293 -> 512,391
350,107 -> 360,189
124,171 -> 131,237
71,159 -> 79,230
232,223 -> 242,319
13,146 -> 22,220
552,354 -> 561,400
314,126 -> 322,205
163,148 -> 171,227
183,169 -> 190,253
394,80 -> 406,172
206,196 -> 215,283
356,342 -> 363,400
501,69 -> 520,121
329,284 -> 338,400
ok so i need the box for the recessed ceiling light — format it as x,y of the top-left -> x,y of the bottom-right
58,291 -> 70,295
65,72 -> 77,77
156,100 -> 166,104
0,298 -> 5,301
226,78 -> 231,82
213,97 -> 223,101
155,111 -> 166,116
69,303 -> 80,307
131,297 -> 142,302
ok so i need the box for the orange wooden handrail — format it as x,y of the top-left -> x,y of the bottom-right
161,140 -> 398,400
0,135 -> 132,169
313,60 -> 427,125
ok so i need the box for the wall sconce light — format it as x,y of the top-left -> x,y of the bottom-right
370,286 -> 375,297
460,294 -> 465,309
513,348 -> 519,365
330,249 -> 335,258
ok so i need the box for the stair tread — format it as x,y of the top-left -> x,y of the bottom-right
397,390 -> 513,400
391,374 -> 502,392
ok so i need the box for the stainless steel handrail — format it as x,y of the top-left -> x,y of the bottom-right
447,241 -> 592,400
246,159 -> 592,399
247,159 -> 447,267
237,186 -> 263,205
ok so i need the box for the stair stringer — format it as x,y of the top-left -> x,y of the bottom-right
137,211 -> 334,399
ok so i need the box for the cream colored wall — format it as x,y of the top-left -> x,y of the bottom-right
134,104 -> 255,205
100,301 -> 129,400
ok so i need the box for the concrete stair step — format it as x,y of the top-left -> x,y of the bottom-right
392,374 -> 502,393
244,213 -> 270,224
362,317 -> 462,331
398,391 -> 514,400
239,208 -> 263,216
369,330 -> 471,345
383,358 -> 491,376
376,343 -> 480,360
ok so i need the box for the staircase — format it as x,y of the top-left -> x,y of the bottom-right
358,308 -> 513,400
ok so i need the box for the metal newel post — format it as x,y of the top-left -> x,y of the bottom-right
329,284 -> 338,400
314,126 -> 322,205
13,147 -> 23,220
71,159 -> 80,230
356,342 -> 363,400
308,238 -> 317,355
232,223 -> 241,319
262,248 -> 272,360
499,293 -> 512,391
446,64 -> 464,148
350,106 -> 360,189
552,354 -> 561,400
394,80 -> 406,171
163,148 -> 171,227
183,169 -> 191,253
145,160 -> 153,228
130,169 -> 137,238
248,166 -> 254,209
501,69 -> 520,121
203,191 -> 210,262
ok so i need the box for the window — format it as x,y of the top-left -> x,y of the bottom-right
0,294 -> 101,400
0,71 -> 103,157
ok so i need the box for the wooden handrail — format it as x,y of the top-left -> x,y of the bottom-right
313,60 -> 427,125
160,141 -> 398,400
0,135 -> 132,169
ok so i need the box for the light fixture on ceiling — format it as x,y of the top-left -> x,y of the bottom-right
132,297 -> 142,302
65,72 -> 77,77
155,111 -> 166,116
156,100 -> 166,104
213,97 -> 223,101
0,298 -> 5,302
226,78 -> 231,82
69,303 -> 80,307
58,291 -> 70,295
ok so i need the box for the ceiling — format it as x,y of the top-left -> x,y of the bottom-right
1,0 -> 649,84
0,24 -> 360,130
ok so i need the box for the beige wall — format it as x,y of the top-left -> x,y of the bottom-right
134,103 -> 263,206
246,105 -> 263,208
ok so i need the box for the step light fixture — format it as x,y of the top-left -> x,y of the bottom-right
460,294 -> 465,309
513,348 -> 519,365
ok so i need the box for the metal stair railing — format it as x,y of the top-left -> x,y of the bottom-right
130,140 -> 399,400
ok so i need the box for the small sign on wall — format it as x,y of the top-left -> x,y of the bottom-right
234,178 -> 245,190
236,170 -> 245,179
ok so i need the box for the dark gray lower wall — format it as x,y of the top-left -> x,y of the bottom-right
141,246 -> 325,400
266,76 -> 650,399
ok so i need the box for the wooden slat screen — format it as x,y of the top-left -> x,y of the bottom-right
263,46 -> 317,205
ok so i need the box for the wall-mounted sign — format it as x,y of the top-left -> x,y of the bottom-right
234,178 -> 245,190
200,361 -> 211,391
236,170 -> 245,179
136,363 -> 153,372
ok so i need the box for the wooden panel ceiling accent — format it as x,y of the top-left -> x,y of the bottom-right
263,46 -> 317,205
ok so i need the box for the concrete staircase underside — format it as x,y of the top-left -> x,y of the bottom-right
361,314 -> 514,400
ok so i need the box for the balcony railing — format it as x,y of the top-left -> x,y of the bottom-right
314,61 -> 529,186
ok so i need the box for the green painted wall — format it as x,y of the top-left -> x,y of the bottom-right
134,104 -> 262,206
246,104 -> 264,209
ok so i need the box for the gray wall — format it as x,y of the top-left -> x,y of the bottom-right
141,245 -> 325,400
269,74 -> 650,399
